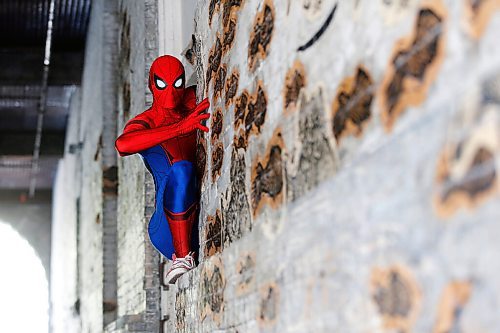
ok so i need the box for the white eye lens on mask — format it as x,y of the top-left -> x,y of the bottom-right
155,78 -> 166,89
174,78 -> 183,88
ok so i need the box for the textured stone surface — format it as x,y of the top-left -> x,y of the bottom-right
161,0 -> 500,332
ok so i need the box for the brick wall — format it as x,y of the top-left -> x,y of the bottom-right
51,0 -> 162,332
162,0 -> 500,332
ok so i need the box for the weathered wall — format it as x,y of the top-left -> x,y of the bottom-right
161,0 -> 500,332
50,0 -> 162,332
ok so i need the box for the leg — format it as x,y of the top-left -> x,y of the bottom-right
164,161 -> 197,258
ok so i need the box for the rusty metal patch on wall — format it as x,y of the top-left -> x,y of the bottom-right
204,209 -> 223,258
331,66 -> 373,142
434,75 -> 500,218
370,265 -> 421,332
233,81 -> 268,142
248,0 -> 275,71
199,256 -> 225,324
210,107 -> 224,144
251,130 -> 286,216
283,60 -> 307,113
258,282 -> 280,327
225,68 -> 239,107
211,141 -> 224,182
379,0 -> 447,131
206,35 -> 222,94
236,252 -> 256,296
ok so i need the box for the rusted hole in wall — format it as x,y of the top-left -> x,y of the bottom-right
236,252 -> 256,295
209,0 -> 221,26
332,66 -> 373,142
234,90 -> 249,129
370,265 -> 421,332
248,0 -> 275,71
223,148 -> 252,246
258,282 -> 279,327
199,257 -> 225,324
213,64 -> 227,102
206,36 -> 223,94
464,0 -> 500,38
283,60 -> 307,113
379,1 -> 446,131
95,214 -> 101,225
433,281 -> 472,333
435,145 -> 497,217
212,141 -> 224,182
244,82 -> 268,137
225,68 -> 239,107
211,108 -> 224,143
204,210 -> 223,258
251,131 -> 285,216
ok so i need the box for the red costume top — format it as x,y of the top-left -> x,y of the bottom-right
115,55 -> 210,163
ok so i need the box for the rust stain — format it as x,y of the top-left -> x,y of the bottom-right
222,0 -> 244,28
258,282 -> 280,327
236,252 -> 256,295
225,68 -> 240,107
234,90 -> 250,129
251,130 -> 285,216
233,82 -> 268,139
213,64 -> 228,102
222,14 -> 237,54
244,82 -> 268,138
204,210 -> 223,258
463,0 -> 500,38
332,66 -> 374,142
208,0 -> 221,26
233,129 -> 248,150
199,256 -> 225,324
196,134 -> 207,182
435,145 -> 497,218
370,265 -> 421,332
206,35 -> 223,94
248,0 -> 275,71
379,1 -> 447,131
433,281 -> 472,333
283,60 -> 307,113
211,108 -> 224,144
212,141 -> 224,182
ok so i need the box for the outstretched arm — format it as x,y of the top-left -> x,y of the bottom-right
115,98 -> 210,156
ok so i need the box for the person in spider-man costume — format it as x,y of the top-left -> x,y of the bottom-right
115,55 -> 210,284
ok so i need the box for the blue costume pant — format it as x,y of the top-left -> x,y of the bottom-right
140,145 -> 198,259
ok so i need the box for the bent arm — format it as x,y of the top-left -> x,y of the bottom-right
116,101 -> 211,157
115,123 -> 183,156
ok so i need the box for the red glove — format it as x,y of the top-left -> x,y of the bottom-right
115,98 -> 210,156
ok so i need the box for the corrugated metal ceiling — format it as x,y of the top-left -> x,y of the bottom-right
0,0 -> 91,50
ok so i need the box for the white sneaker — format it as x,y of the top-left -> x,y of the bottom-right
165,252 -> 196,284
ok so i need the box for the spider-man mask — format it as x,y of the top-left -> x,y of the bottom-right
149,55 -> 186,110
